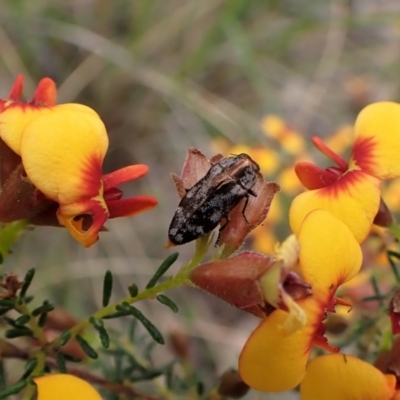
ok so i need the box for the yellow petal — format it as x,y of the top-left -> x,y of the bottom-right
239,309 -> 317,392
35,374 -> 102,400
351,102 -> 400,180
289,170 -> 380,243
20,103 -> 108,205
298,209 -> 363,291
300,354 -> 396,400
0,104 -> 53,154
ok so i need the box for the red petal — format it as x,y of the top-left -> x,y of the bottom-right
295,162 -> 340,189
32,77 -> 57,106
312,137 -> 348,170
107,195 -> 158,218
104,187 -> 123,201
8,75 -> 24,101
103,165 -> 149,190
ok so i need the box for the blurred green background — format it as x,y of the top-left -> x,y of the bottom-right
0,1 -> 399,398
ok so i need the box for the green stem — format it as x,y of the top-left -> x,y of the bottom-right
389,223 -> 400,241
14,302 -> 47,345
50,267 -> 193,348
22,352 -> 46,400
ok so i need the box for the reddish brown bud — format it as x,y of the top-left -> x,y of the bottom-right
190,251 -> 311,317
190,251 -> 275,317
171,148 -> 219,197
374,335 -> 400,383
325,314 -> 349,335
373,197 -> 393,227
217,369 -> 249,399
0,137 -> 21,186
0,274 -> 23,298
217,177 -> 280,253
389,288 -> 400,334
0,164 -> 54,223
168,328 -> 190,360
44,308 -> 79,332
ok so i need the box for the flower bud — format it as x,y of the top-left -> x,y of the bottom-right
190,251 -> 311,318
217,369 -> 250,399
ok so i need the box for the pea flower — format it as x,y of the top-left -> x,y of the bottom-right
0,75 -> 158,247
291,102 -> 400,243
34,374 -> 102,400
239,209 -> 362,391
300,354 -> 397,400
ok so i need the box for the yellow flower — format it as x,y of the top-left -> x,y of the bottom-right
0,75 -> 157,247
300,354 -> 396,400
239,210 -> 362,391
35,374 -> 102,400
291,102 -> 400,243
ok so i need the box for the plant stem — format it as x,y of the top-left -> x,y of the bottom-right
14,302 -> 47,345
22,351 -> 46,400
49,266 -> 193,348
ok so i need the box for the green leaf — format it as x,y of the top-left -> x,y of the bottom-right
31,301 -> 54,316
156,295 -> 178,313
56,352 -> 67,373
102,270 -> 113,307
75,335 -> 98,359
5,327 -> 33,339
117,303 -> 164,345
62,353 -> 82,363
99,328 -> 110,349
59,330 -> 71,346
0,299 -> 14,308
102,310 -> 130,319
89,317 -> 104,329
20,358 -> 37,380
3,317 -> 20,328
19,268 -> 35,298
89,317 -> 109,349
15,314 -> 30,326
146,252 -> 179,289
38,312 -> 48,327
0,379 -> 27,399
128,283 -> 138,298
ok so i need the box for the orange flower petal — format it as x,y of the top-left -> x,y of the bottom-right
32,77 -> 57,106
8,74 -> 24,101
35,374 -> 102,400
20,104 -> 108,205
239,293 -> 336,390
239,210 -> 362,392
351,102 -> 400,180
107,196 -> 158,218
239,309 -> 316,392
289,170 -> 380,243
300,354 -> 396,400
298,209 -> 362,292
103,165 -> 149,190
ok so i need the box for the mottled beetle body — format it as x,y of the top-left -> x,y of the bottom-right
168,153 -> 260,245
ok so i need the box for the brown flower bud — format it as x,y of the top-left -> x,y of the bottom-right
217,177 -> 280,254
374,335 -> 400,382
168,328 -> 190,360
0,137 -> 21,186
373,198 -> 393,227
0,164 -> 53,223
171,148 -> 219,198
190,251 -> 311,317
217,369 -> 249,399
389,288 -> 400,334
44,308 -> 79,332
